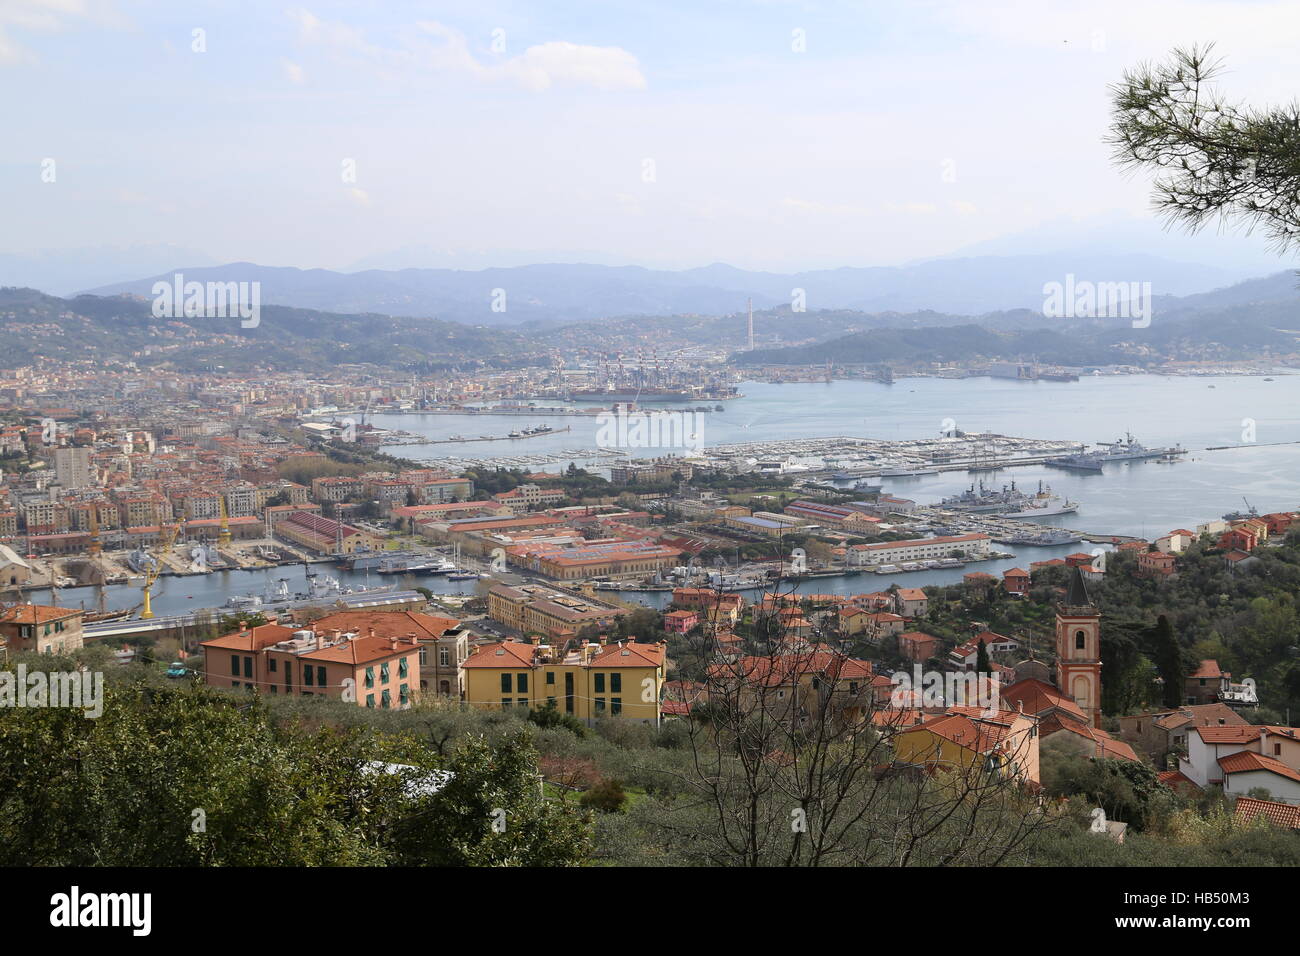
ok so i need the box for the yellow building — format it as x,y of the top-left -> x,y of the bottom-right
462,637 -> 666,724
892,707 -> 1040,786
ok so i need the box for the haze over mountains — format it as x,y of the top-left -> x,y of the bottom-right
3,264 -> 1297,372
77,253 -> 1285,327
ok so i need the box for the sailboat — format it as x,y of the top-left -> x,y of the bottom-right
447,542 -> 482,580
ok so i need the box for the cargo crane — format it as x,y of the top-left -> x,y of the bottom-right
139,522 -> 182,619
218,494 -> 232,548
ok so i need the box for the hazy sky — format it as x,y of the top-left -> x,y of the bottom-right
3,0 -> 1299,274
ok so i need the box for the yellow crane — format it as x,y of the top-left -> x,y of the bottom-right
217,494 -> 232,548
140,522 -> 181,620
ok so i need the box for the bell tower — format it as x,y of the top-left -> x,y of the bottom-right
1055,567 -> 1102,728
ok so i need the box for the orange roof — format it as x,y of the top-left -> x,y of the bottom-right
1195,725 -> 1267,745
1218,750 -> 1300,784
1234,796 -> 1300,829
1000,678 -> 1086,721
1157,770 -> 1202,794
1044,716 -> 1139,761
311,609 -> 460,641
1189,659 -> 1226,679
904,712 -> 1014,755
591,640 -> 665,668
0,603 -> 82,624
202,622 -> 298,652
462,642 -> 538,669
300,634 -> 420,666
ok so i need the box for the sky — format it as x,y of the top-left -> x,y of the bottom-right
2,0 -> 1299,280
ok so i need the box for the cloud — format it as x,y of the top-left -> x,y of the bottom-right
281,59 -> 305,84
496,40 -> 646,92
291,10 -> 645,92
0,0 -> 116,65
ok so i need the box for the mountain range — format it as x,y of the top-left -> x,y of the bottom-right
77,254 -> 1283,326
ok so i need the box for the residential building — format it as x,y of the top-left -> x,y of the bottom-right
200,622 -> 421,709
0,604 -> 85,655
462,636 -> 666,723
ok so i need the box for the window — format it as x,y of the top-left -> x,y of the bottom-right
547,696 -> 557,708
517,697 -> 528,706
381,689 -> 391,709
243,656 -> 252,678
316,666 -> 326,688
517,673 -> 528,692
594,673 -> 605,693
546,671 -> 555,685
501,698 -> 512,708
610,673 -> 622,693
284,662 -> 292,686
439,647 -> 450,667
366,694 -> 375,708
1275,743 -> 1283,756
611,697 -> 622,715
269,658 -> 277,673
366,666 -> 375,689
399,657 -> 408,679
231,654 -> 240,676
304,665 -> 315,687
501,673 -> 512,693
1075,631 -> 1086,650
595,698 -> 606,712
381,663 -> 390,684
419,646 -> 428,665
400,684 -> 409,707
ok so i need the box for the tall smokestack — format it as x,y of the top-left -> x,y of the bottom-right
747,298 -> 754,351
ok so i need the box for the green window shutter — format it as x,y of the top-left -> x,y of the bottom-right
366,666 -> 375,688
594,673 -> 605,693
611,673 -> 622,693
501,673 -> 511,693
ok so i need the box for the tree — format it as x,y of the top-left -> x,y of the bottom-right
579,778 -> 628,813
975,636 -> 991,674
1110,44 -> 1300,254
1149,615 -> 1185,709
643,574 -> 1050,866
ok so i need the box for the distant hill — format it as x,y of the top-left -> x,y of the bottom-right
79,254 -> 1269,326
0,288 -> 538,371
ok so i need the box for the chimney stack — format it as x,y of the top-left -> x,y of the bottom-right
315,631 -> 325,651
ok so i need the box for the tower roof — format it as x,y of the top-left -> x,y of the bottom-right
1065,566 -> 1093,607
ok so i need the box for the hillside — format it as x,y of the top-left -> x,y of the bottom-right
0,288 -> 539,371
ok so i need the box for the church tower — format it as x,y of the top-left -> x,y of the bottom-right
1055,567 -> 1102,729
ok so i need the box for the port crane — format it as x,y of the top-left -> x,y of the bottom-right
139,522 -> 182,619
